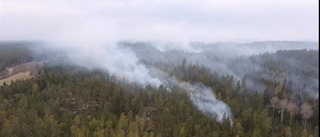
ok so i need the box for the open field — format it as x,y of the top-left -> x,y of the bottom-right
0,71 -> 33,86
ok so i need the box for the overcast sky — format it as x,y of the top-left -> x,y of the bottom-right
0,0 -> 318,42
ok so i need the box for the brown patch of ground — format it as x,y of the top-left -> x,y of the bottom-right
0,61 -> 43,86
0,71 -> 33,86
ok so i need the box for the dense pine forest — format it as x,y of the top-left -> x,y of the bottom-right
0,43 -> 319,137
0,42 -> 35,72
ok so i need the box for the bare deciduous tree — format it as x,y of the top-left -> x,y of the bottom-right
269,96 -> 280,118
279,98 -> 288,124
286,101 -> 299,126
300,102 -> 313,129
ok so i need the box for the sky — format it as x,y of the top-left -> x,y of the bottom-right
0,0 -> 319,42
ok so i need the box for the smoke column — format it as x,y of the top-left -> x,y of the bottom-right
31,13 -> 233,124
167,77 -> 233,123
39,41 -> 233,124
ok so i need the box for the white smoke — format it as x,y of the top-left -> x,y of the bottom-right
39,40 -> 233,124
43,42 -> 162,87
147,66 -> 233,123
23,2 -> 234,123
168,77 -> 233,123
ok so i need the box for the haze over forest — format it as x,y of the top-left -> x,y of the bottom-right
0,0 -> 319,137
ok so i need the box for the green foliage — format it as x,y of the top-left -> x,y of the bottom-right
0,51 -> 318,136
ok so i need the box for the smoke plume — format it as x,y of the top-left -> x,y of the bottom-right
38,40 -> 234,124
170,78 -> 233,123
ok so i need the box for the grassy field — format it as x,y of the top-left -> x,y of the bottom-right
0,71 -> 33,86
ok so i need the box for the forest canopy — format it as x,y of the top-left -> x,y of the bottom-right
0,42 -> 318,137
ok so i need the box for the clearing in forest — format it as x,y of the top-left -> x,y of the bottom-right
0,71 -> 33,86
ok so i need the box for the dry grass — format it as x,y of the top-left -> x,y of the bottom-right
0,71 -> 33,86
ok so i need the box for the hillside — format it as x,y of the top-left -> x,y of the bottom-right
228,49 -> 319,100
123,42 -> 319,98
0,42 -> 318,137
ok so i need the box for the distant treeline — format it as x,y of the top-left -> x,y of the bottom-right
0,42 -> 35,72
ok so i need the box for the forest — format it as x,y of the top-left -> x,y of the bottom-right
0,42 -> 319,137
